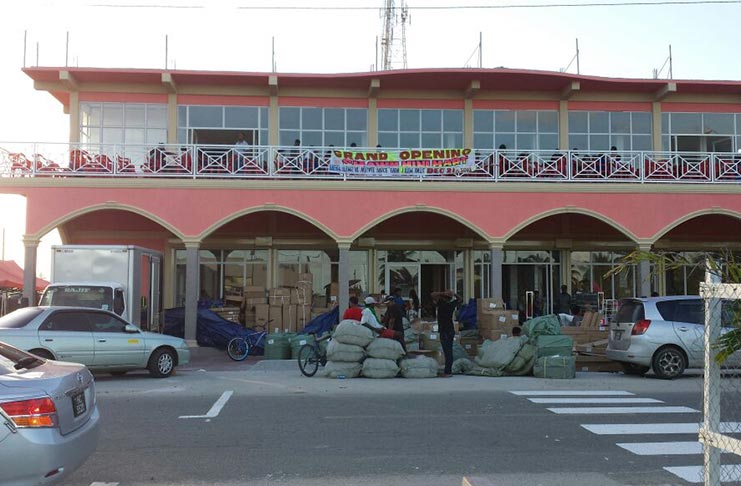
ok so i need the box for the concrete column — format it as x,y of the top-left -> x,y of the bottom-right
637,244 -> 653,297
368,248 -> 378,293
368,98 -> 378,148
463,249 -> 473,300
22,238 -> 39,305
167,93 -> 177,144
652,102 -> 662,151
489,245 -> 504,300
559,100 -> 569,150
69,91 -> 80,143
464,98 -> 474,148
338,243 -> 351,315
184,242 -> 200,344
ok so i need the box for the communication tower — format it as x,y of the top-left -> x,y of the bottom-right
380,0 -> 410,70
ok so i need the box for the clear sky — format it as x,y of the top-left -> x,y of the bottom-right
1,0 -> 740,275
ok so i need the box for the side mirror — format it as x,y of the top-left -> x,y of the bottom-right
124,324 -> 140,333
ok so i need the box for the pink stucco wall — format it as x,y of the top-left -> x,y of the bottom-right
5,185 -> 740,242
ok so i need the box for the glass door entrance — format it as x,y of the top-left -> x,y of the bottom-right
385,262 -> 420,302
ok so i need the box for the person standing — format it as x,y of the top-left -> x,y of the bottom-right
557,285 -> 572,314
391,287 -> 407,318
431,290 -> 460,377
382,295 -> 407,352
408,289 -> 420,319
343,295 -> 363,321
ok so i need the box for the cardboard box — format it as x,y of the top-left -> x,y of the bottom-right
298,273 -> 314,283
279,268 -> 299,287
478,310 -> 519,331
244,285 -> 266,294
269,305 -> 284,332
477,298 -> 507,314
244,297 -> 268,305
291,287 -> 312,305
255,304 -> 270,327
479,329 -> 508,342
461,341 -> 479,357
314,295 -> 328,308
271,288 -> 292,297
297,304 -> 311,328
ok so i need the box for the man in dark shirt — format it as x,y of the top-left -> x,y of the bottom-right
431,289 -> 460,377
382,295 -> 407,352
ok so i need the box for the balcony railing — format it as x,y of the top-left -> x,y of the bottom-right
1,142 -> 740,183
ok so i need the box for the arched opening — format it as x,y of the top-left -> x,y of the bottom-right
505,212 -> 638,317
654,213 -> 741,295
354,210 -> 490,318
184,210 -> 339,328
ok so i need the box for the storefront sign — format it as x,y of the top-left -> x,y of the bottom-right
328,149 -> 474,176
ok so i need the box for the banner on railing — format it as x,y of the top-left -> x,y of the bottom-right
328,148 -> 475,176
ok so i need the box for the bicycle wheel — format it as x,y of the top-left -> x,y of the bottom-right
227,337 -> 250,361
298,344 -> 320,377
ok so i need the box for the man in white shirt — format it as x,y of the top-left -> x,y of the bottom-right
360,296 -> 383,331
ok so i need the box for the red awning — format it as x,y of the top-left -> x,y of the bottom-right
0,260 -> 49,291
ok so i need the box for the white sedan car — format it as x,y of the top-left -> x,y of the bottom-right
0,307 -> 190,378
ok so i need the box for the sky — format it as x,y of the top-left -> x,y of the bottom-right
1,0 -> 740,276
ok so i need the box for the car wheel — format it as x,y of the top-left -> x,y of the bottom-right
148,348 -> 175,378
652,346 -> 687,380
29,349 -> 54,360
621,362 -> 650,376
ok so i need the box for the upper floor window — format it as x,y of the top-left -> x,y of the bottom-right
178,106 -> 268,145
661,112 -> 741,152
279,107 -> 367,147
569,111 -> 651,151
473,110 -> 558,151
80,103 -> 167,146
378,109 -> 463,149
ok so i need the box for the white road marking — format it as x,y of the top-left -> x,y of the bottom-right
90,483 -> 119,486
664,464 -> 741,483
529,397 -> 662,404
582,422 -> 741,435
510,390 -> 634,396
547,406 -> 699,414
179,390 -> 234,419
617,441 -> 703,455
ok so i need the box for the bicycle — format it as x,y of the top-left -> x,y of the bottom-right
227,327 -> 269,361
297,332 -> 332,377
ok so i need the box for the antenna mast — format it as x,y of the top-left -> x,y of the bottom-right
380,0 -> 410,70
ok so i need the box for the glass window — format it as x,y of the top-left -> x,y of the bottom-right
89,312 -> 127,332
422,133 -> 440,148
474,110 -> 493,132
177,106 -> 187,126
496,111 -> 515,132
538,111 -> 558,133
347,109 -> 367,131
103,104 -> 123,127
125,105 -> 145,127
301,108 -> 322,130
378,109 -> 398,131
611,112 -> 631,133
225,107 -> 259,128
444,110 -> 463,131
324,109 -> 344,130
400,132 -> 419,148
421,110 -> 441,131
400,110 -> 420,131
633,112 -> 652,134
538,134 -> 559,151
589,112 -> 609,133
189,106 -> 222,127
517,111 -> 537,132
280,107 -> 300,129
378,132 -> 398,148
42,312 -> 92,332
704,113 -> 734,135
671,113 -> 702,133
474,133 -> 493,149
569,112 -> 588,133
147,105 -> 168,127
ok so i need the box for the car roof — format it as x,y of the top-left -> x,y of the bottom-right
623,295 -> 700,304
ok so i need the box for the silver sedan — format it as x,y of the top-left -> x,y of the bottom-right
0,340 -> 100,485
0,307 -> 190,378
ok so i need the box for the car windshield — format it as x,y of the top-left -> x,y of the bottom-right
0,307 -> 44,329
40,285 -> 114,311
0,341 -> 42,374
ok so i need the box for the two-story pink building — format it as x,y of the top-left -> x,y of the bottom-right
2,66 -> 740,339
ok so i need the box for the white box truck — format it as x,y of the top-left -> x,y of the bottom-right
39,245 -> 163,331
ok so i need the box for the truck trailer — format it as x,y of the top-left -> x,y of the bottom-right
39,245 -> 163,331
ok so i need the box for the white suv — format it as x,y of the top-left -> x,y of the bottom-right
607,296 -> 739,379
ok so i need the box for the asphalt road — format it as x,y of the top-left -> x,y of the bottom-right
57,361 -> 740,486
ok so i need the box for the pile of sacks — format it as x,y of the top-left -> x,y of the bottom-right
323,319 -> 438,379
451,314 -> 575,379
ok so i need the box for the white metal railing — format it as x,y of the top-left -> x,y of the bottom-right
1,142 -> 740,183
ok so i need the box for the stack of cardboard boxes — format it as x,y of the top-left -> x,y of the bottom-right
242,272 -> 323,333
477,298 -> 520,342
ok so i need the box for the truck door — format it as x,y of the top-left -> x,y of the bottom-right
37,310 -> 95,365
149,256 -> 161,333
89,311 -> 146,367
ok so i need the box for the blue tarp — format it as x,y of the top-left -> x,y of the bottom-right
299,306 -> 339,336
163,307 -> 264,352
457,298 -> 478,329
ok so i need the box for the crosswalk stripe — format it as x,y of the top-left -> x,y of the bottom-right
529,397 -> 662,404
664,464 -> 741,483
582,422 -> 741,435
617,441 -> 703,455
547,406 -> 699,414
510,390 -> 635,396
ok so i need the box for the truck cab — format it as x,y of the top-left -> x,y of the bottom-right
39,282 -> 127,319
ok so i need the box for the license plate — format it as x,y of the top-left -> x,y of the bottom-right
71,391 -> 86,417
613,329 -> 624,340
